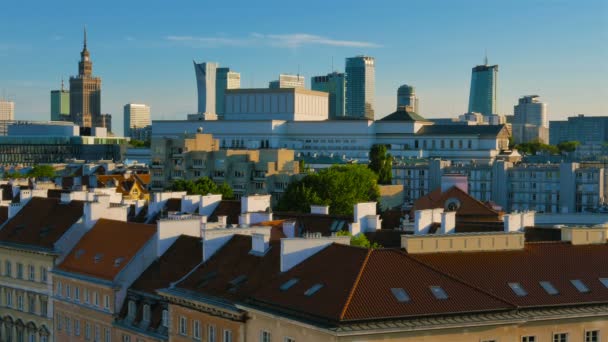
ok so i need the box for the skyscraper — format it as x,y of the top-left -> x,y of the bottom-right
268,74 -> 305,89
345,56 -> 375,120
193,61 -> 218,115
467,59 -> 498,116
51,80 -> 70,121
512,95 -> 548,143
69,28 -> 103,128
311,72 -> 346,118
124,103 -> 151,140
397,84 -> 419,113
216,67 -> 240,116
0,99 -> 14,121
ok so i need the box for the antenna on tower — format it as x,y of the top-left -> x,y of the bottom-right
61,78 -> 65,91
484,49 -> 488,65
84,25 -> 87,49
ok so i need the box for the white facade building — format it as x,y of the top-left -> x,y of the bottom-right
268,74 -> 305,89
193,61 -> 218,116
513,95 -> 548,144
123,103 -> 151,139
0,99 -> 15,121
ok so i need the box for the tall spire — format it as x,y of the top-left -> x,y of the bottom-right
484,49 -> 488,66
83,25 -> 87,50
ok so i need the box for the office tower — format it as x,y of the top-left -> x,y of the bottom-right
468,58 -> 498,116
193,61 -> 218,115
0,99 -> 15,121
311,72 -> 346,118
51,80 -> 70,121
216,67 -> 240,116
124,103 -> 151,139
512,95 -> 548,144
69,28 -> 103,128
397,84 -> 419,113
269,74 -> 305,89
345,56 -> 375,120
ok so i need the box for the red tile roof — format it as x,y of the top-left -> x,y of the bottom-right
412,186 -> 502,221
0,197 -> 84,249
58,219 -> 156,281
0,206 -> 8,226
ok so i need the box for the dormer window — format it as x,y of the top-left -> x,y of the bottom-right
128,300 -> 136,319
162,309 -> 169,328
142,304 -> 151,322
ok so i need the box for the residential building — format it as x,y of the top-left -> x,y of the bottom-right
268,74 -> 305,89
345,55 -> 375,119
193,61 -> 218,116
124,103 -> 151,140
468,60 -> 498,116
311,72 -> 346,118
96,173 -> 151,201
215,67 -> 240,117
396,84 -> 419,113
550,114 -> 608,158
51,80 -> 70,122
0,99 -> 15,136
512,95 -> 548,144
69,28 -> 104,129
150,132 -> 301,201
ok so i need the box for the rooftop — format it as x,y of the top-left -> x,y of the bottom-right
379,107 -> 429,122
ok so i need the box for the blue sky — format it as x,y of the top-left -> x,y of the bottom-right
0,0 -> 606,135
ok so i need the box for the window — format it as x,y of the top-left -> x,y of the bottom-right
95,325 -> 101,342
261,330 -> 271,342
85,322 -> 91,340
142,304 -> 151,322
223,330 -> 233,342
94,292 -> 99,306
553,333 -> 568,342
66,317 -> 72,335
522,337 -> 536,342
193,320 -> 201,340
75,320 -> 81,336
128,300 -> 136,318
539,281 -> 559,295
28,295 -> 36,313
5,260 -> 12,276
66,284 -> 71,299
284,338 -> 296,342
122,335 -> 131,342
84,288 -> 90,304
17,293 -> 24,310
391,288 -> 411,302
40,267 -> 47,283
570,279 -> 590,293
280,278 -> 299,291
162,309 -> 169,327
104,328 -> 111,342
56,281 -> 62,297
16,262 -> 23,279
179,316 -> 187,336
508,282 -> 528,296
429,286 -> 448,299
6,290 -> 13,307
104,295 -> 110,310
599,278 -> 608,288
208,325 -> 216,342
28,264 -> 35,281
40,299 -> 48,317
586,330 -> 599,342
75,287 -> 80,302
304,284 -> 323,296
57,313 -> 62,331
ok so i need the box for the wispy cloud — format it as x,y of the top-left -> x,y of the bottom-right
165,33 -> 380,49
124,36 -> 136,41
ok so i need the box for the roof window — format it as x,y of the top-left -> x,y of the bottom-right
304,284 -> 323,296
391,288 -> 411,303
539,281 -> 559,295
429,286 -> 448,300
508,282 -> 528,297
599,278 -> 608,288
570,279 -> 590,293
280,278 -> 299,291
94,253 -> 104,263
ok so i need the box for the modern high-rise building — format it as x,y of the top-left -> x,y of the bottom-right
468,60 -> 498,116
0,99 -> 14,121
69,28 -> 103,128
345,55 -> 375,120
193,61 -> 218,115
124,103 -> 151,139
311,72 -> 346,118
216,67 -> 240,116
269,74 -> 305,89
512,95 -> 548,144
397,84 -> 419,113
51,80 -> 70,121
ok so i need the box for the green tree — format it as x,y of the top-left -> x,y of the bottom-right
27,165 -> 56,179
168,177 -> 234,199
514,139 -> 559,155
277,164 -> 380,216
557,141 -> 580,153
129,139 -> 150,148
368,144 -> 393,185
336,231 -> 381,249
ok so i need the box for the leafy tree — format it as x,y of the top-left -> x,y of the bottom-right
129,139 -> 150,148
168,177 -> 234,199
27,165 -> 56,179
368,144 -> 393,185
336,231 -> 381,249
557,141 -> 580,153
276,164 -> 380,216
514,139 -> 559,155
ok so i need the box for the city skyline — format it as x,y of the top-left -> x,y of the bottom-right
0,0 -> 606,136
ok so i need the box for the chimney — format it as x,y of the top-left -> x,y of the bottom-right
310,205 -> 330,215
239,213 -> 251,227
217,215 -> 228,227
352,202 -> 381,233
503,213 -> 522,232
414,209 -> 442,235
440,211 -> 456,234
282,220 -> 297,238
521,211 -> 535,228
251,233 -> 270,256
200,216 -> 207,238
280,235 -> 350,272
199,194 -> 222,217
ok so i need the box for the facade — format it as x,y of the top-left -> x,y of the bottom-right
311,72 -> 346,118
393,159 -> 606,213
345,55 -> 375,119
50,86 -> 70,122
512,95 -> 548,144
0,99 -> 15,121
150,132 -> 301,201
397,84 -> 419,113
468,62 -> 498,116
124,103 -> 151,140
268,74 -> 305,89
550,114 -> 608,159
215,67 -> 240,117
69,29 -> 103,129
193,61 -> 218,115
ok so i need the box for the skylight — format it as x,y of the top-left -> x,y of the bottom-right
94,253 -> 104,263
508,282 -> 528,297
391,288 -> 411,303
429,286 -> 448,300
600,278 -> 608,288
570,279 -> 590,293
539,281 -> 559,295
304,284 -> 323,296
280,278 -> 299,291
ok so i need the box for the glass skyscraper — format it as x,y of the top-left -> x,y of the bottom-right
193,61 -> 218,114
345,56 -> 375,120
468,63 -> 498,116
311,72 -> 346,119
51,81 -> 70,121
216,67 -> 240,117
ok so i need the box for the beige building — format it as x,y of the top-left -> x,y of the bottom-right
150,132 -> 301,201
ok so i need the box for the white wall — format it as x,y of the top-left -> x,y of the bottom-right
156,217 -> 202,257
280,236 -> 350,272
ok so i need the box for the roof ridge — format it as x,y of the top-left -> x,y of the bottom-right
339,248 -> 372,320
403,251 -> 517,309
447,186 -> 500,215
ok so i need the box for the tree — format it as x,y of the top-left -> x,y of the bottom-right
557,141 -> 580,153
336,231 -> 381,249
27,165 -> 56,179
168,177 -> 234,199
368,144 -> 393,185
276,164 -> 380,216
514,139 -> 559,155
129,139 -> 150,148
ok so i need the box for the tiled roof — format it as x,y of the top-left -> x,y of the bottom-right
411,186 -> 501,220
416,124 -> 508,137
0,206 -> 8,226
379,107 -> 429,122
209,200 -> 241,225
131,235 -> 202,294
274,212 -> 351,237
258,220 -> 287,241
1,184 -> 14,201
58,219 -> 156,281
0,197 -> 84,249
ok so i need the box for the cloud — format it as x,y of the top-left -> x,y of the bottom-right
124,36 -> 136,41
166,33 -> 380,49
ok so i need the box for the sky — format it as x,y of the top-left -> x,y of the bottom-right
0,0 -> 607,136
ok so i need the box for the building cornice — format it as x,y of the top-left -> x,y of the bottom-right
157,288 -> 246,322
